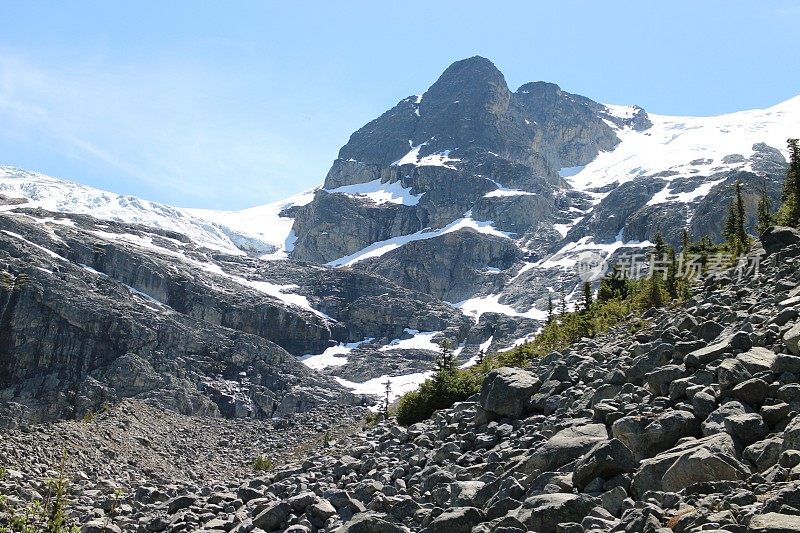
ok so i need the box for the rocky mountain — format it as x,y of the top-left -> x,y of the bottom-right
288,57 -> 798,343
5,227 -> 800,532
1,55 -> 799,425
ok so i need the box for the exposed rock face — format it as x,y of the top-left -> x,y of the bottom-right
290,56 -> 641,281
0,209 -> 473,425
284,56 -> 791,355
5,230 -> 800,533
356,229 -> 522,302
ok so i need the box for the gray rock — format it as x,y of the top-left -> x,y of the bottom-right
761,226 -> 800,255
612,410 -> 699,461
334,513 -> 409,533
516,493 -> 598,533
737,347 -> 778,374
631,433 -> 741,496
252,501 -> 291,531
782,415 -> 800,452
748,512 -> 800,532
572,439 -> 636,491
479,367 -> 541,419
773,353 -> 800,373
426,507 -> 484,533
81,522 -> 122,533
523,423 -> 608,473
718,358 -> 752,391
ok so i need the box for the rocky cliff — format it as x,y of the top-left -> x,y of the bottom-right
5,228 -> 800,532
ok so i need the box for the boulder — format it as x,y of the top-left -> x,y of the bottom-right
736,347 -> 778,374
717,358 -> 751,391
516,494 -> 598,533
612,410 -> 699,461
660,444 -> 750,492
685,337 -> 735,367
773,353 -> 800,373
726,378 -> 770,408
479,367 -> 541,419
761,226 -> 800,255
426,507 -> 485,533
748,512 -> 800,532
523,423 -> 608,473
783,323 -> 800,356
744,436 -> 784,472
572,438 -> 636,491
334,512 -> 409,533
81,523 -> 122,533
723,412 -> 768,446
631,433 -> 743,496
782,415 -> 800,452
253,501 -> 292,531
702,401 -> 753,436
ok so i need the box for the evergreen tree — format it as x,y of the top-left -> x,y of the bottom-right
722,181 -> 748,256
734,180 -> 748,252
476,350 -> 485,365
699,235 -> 714,272
382,379 -> 391,420
645,271 -> 664,309
597,266 -> 628,302
666,247 -> 678,300
653,231 -> 667,259
723,200 -> 737,245
547,294 -> 554,324
582,281 -> 593,312
681,228 -> 690,254
559,289 -> 567,316
756,183 -> 773,235
777,139 -> 800,227
435,338 -> 455,374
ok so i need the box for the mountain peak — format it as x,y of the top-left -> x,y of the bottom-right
428,56 -> 508,95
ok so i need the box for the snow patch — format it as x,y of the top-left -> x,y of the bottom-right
334,372 -> 433,404
647,177 -> 728,206
454,294 -> 548,323
392,141 -> 460,170
300,338 -> 374,370
325,179 -> 423,206
328,216 -> 512,268
380,329 -> 441,352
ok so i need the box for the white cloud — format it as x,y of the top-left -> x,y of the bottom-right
0,48 -> 324,208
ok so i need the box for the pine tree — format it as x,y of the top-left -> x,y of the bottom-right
435,338 -> 455,374
681,229 -> 690,255
597,266 -> 628,302
645,271 -> 664,309
666,247 -> 678,300
547,294 -> 554,324
653,231 -> 666,259
756,183 -> 773,235
476,349 -> 485,365
734,180 -> 748,252
382,379 -> 391,420
582,281 -> 593,312
723,200 -> 737,245
699,235 -> 713,272
777,139 -> 800,227
559,289 -> 567,316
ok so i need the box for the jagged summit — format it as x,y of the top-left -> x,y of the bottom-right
333,56 -> 617,174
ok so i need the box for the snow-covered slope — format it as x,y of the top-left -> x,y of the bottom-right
0,166 -> 313,257
571,95 -> 800,192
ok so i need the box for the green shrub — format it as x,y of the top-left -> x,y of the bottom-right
0,453 -> 79,533
252,455 -> 274,472
395,366 -> 483,426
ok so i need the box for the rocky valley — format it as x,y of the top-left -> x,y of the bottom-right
1,56 -> 800,532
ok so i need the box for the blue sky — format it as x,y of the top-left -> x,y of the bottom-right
0,1 -> 797,209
